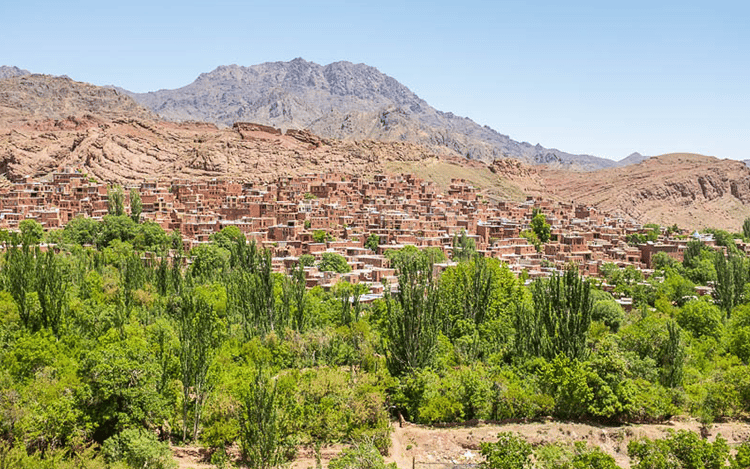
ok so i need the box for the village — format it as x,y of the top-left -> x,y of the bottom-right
0,168 -> 718,301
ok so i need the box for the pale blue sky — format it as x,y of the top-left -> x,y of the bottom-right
2,0 -> 748,161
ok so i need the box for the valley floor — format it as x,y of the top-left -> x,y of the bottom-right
171,419 -> 750,469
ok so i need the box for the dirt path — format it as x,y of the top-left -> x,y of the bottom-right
171,419 -> 750,469
387,419 -> 750,469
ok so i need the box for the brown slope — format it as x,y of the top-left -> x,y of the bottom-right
0,74 -> 155,126
0,115 -> 458,185
539,153 -> 750,231
3,74 -> 750,232
0,75 -> 459,184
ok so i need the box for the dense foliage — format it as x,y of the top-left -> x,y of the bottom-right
0,221 -> 749,468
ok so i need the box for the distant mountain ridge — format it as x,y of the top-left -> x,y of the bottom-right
0,74 -> 749,230
0,66 -> 30,80
124,59 -> 619,170
618,152 -> 649,166
0,74 -> 155,125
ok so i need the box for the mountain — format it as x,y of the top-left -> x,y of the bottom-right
2,72 -> 749,230
0,74 -> 468,186
0,74 -> 155,126
0,66 -> 30,80
126,59 -> 617,170
617,152 -> 649,166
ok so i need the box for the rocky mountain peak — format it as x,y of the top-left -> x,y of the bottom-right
0,66 -> 31,80
124,59 -> 619,170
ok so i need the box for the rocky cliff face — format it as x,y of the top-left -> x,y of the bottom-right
0,76 -> 444,184
541,154 -> 750,230
126,59 -> 616,170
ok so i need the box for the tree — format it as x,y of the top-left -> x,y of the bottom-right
531,209 -> 551,243
81,329 -> 168,443
189,243 -> 230,281
676,298 -> 723,339
384,249 -> 442,376
365,233 -> 380,252
107,185 -> 125,217
19,219 -> 44,245
319,252 -> 351,273
515,266 -> 592,361
439,257 -> 519,360
713,250 -> 747,316
174,289 -> 226,441
63,215 -> 100,245
744,217 -> 750,241
210,225 -> 244,251
4,242 -> 37,331
313,230 -> 330,243
283,261 -> 308,332
452,229 -> 476,262
35,248 -> 68,337
520,229 -> 541,252
239,364 -> 292,469
133,221 -> 170,253
298,253 -> 315,267
129,188 -> 142,224
98,215 -> 137,248
659,320 -> 685,389
228,246 -> 279,338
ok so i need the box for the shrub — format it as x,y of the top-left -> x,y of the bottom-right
480,432 -> 533,469
329,441 -> 397,469
102,428 -> 175,469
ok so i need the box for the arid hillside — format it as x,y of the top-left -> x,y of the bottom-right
2,74 -> 750,231
540,153 -> 750,230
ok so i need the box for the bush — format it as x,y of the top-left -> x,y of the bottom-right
329,441 -> 397,469
480,432 -> 533,469
102,428 -> 175,469
627,430 -> 730,469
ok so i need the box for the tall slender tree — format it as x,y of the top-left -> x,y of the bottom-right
107,185 -> 125,216
175,290 -> 225,441
239,364 -> 290,469
713,250 -> 747,317
515,266 -> 592,361
384,250 -> 442,376
129,187 -> 142,224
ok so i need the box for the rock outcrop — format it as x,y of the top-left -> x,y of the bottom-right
541,154 -> 750,230
2,74 -> 750,231
124,59 -> 617,170
0,74 -> 155,126
0,66 -> 30,80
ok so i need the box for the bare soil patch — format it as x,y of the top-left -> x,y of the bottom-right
171,419 -> 750,469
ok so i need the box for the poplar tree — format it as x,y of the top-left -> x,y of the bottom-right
35,248 -> 68,337
515,266 -> 592,361
713,250 -> 747,317
175,290 -> 225,441
130,188 -> 142,223
384,250 -> 441,376
240,364 -> 291,469
107,185 -> 125,216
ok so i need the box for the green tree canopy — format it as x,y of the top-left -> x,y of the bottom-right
319,252 -> 351,273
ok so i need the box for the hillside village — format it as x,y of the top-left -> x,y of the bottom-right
1,163 -> 723,300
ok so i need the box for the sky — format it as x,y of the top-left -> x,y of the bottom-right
2,0 -> 748,161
